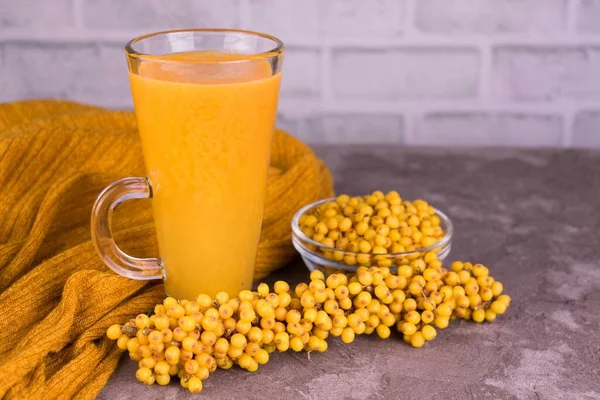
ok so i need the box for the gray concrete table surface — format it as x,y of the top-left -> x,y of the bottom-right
99,146 -> 600,400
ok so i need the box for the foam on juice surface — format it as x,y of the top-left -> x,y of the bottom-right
138,51 -> 274,84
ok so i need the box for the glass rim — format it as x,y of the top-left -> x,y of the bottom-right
125,28 -> 285,62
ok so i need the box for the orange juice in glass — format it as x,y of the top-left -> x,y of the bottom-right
91,29 -> 284,300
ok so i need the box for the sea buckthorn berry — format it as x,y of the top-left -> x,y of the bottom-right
310,270 -> 325,281
153,360 -> 170,376
421,310 -> 435,324
117,334 -> 129,350
434,316 -> 450,329
135,314 -> 150,330
497,294 -> 512,306
480,288 -> 494,302
106,324 -> 122,340
372,246 -> 387,254
163,297 -> 178,308
425,281 -> 439,293
230,333 -> 247,349
227,346 -> 243,359
135,367 -> 152,383
171,327 -> 186,342
188,377 -> 203,393
376,325 -> 391,339
456,296 -> 470,309
374,284 -> 390,300
274,280 -> 290,294
215,338 -> 229,354
257,283 -> 270,298
295,283 -> 309,298
165,346 -> 180,365
410,332 -> 425,348
290,336 -> 304,352
196,366 -> 211,379
405,310 -> 421,325
469,294 -> 482,308
354,291 -> 372,308
490,301 -> 507,315
453,286 -> 466,298
472,309 -> 485,323
436,303 -> 452,318
179,316 -> 196,332
236,320 -> 252,335
464,278 -> 479,295
341,327 -> 355,344
450,261 -> 464,272
485,310 -> 497,322
403,298 -> 417,312
421,325 -> 437,341
348,281 -> 363,295
477,275 -> 494,288
491,281 -> 504,296
238,290 -> 254,302
147,330 -> 163,345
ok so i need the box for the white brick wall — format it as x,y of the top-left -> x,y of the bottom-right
414,0 -> 569,34
1,0 -> 600,148
331,48 -> 480,100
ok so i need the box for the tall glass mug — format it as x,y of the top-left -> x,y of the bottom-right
91,29 -> 284,300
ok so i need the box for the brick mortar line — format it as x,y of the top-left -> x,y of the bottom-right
3,29 -> 600,47
308,101 -> 600,115
104,100 -> 596,126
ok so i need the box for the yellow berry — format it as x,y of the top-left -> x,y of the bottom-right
399,322 -> 417,335
135,314 -> 150,330
480,287 -> 494,302
376,324 -> 391,339
490,301 -> 507,315
135,367 -> 152,383
491,281 -> 504,296
254,348 -> 270,365
117,334 -> 129,350
410,332 -> 425,348
106,324 -> 122,340
167,304 -> 185,319
140,357 -> 156,369
156,374 -> 170,386
472,309 -> 485,323
178,316 -> 196,332
165,346 -> 180,365
405,310 -> 420,325
126,337 -> 140,354
188,377 -> 203,393
450,261 -> 464,272
421,310 -> 434,324
421,325 -> 437,341
434,316 -> 449,329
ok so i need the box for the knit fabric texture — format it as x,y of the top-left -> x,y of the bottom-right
0,100 -> 333,399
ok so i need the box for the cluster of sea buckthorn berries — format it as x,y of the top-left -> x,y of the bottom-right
298,191 -> 446,267
106,252 -> 510,394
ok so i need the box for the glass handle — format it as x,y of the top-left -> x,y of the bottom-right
91,177 -> 163,280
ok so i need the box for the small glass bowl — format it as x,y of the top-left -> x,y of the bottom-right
291,198 -> 453,275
